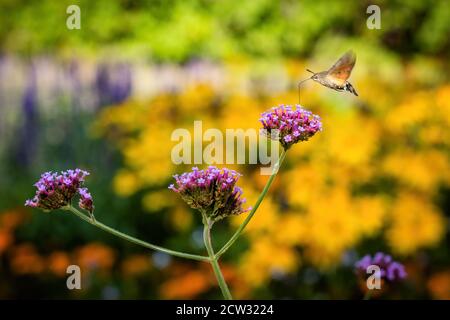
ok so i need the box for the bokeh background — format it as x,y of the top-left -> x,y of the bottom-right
0,0 -> 449,299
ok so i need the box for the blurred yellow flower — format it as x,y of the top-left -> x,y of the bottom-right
285,164 -> 326,208
435,85 -> 450,126
123,126 -> 174,186
220,95 -> 262,130
325,114 -> 380,167
142,191 -> 172,212
386,92 -> 431,134
355,196 -> 387,237
272,213 -> 307,246
303,190 -> 361,256
386,193 -> 446,255
383,149 -> 450,193
114,170 -> 142,197
170,206 -> 193,232
238,237 -> 298,287
177,84 -> 216,112
230,181 -> 279,235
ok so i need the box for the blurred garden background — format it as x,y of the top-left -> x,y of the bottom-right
0,0 -> 449,299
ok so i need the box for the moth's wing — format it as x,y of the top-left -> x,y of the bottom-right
325,50 -> 356,86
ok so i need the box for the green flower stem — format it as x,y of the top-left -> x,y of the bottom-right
203,217 -> 233,300
215,149 -> 287,259
66,205 -> 209,262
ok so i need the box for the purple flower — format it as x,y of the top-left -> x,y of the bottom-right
260,104 -> 322,149
169,166 -> 250,222
25,169 -> 94,212
355,252 -> 407,282
79,188 -> 94,213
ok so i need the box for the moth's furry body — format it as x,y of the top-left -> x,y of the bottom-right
311,71 -> 358,96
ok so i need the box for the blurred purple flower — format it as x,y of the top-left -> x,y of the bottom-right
68,60 -> 82,108
260,104 -> 322,150
16,64 -> 39,166
112,63 -> 132,103
169,166 -> 250,222
96,63 -> 132,108
25,169 -> 93,212
96,64 -> 111,107
355,252 -> 407,282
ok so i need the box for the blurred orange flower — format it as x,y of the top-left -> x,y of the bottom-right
427,271 -> 450,300
0,209 -> 27,231
160,268 -> 212,299
75,243 -> 116,273
0,229 -> 13,255
121,254 -> 152,277
10,244 -> 45,275
48,251 -> 71,276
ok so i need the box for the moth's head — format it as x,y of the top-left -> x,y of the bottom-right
306,69 -> 318,80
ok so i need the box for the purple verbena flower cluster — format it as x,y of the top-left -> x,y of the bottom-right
169,166 -> 250,222
260,104 -> 322,149
355,252 -> 407,282
25,169 -> 94,213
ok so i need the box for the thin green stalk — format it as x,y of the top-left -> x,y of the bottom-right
203,217 -> 232,300
66,206 -> 209,262
215,149 -> 287,258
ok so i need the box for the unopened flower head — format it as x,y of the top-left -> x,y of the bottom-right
169,166 -> 250,222
355,252 -> 407,282
25,169 -> 93,212
260,104 -> 322,150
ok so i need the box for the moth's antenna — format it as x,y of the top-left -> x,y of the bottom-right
306,69 -> 315,74
297,77 -> 312,105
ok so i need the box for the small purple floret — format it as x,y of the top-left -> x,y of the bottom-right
78,188 -> 94,213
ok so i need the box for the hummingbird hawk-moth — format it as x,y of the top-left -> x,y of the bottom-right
298,50 -> 358,103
